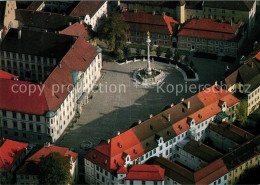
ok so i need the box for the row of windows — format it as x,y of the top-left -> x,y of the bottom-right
3,120 -> 42,132
3,130 -> 42,140
181,37 -> 235,46
2,111 -> 41,122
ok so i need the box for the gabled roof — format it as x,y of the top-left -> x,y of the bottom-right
204,1 -> 255,11
86,85 -> 240,173
15,9 -> 79,31
1,28 -> 74,59
183,140 -> 223,163
224,58 -> 260,88
208,122 -> 254,144
69,1 -> 106,18
125,165 -> 165,181
122,10 -> 178,35
0,139 -> 29,171
153,157 -> 228,185
178,18 -> 243,41
0,37 -> 97,115
0,70 -> 18,80
59,22 -> 91,41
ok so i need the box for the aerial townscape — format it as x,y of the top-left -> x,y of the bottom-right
0,1 -> 260,185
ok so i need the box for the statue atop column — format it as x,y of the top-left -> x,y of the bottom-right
146,31 -> 152,75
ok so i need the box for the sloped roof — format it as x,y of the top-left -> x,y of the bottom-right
15,9 -> 79,31
183,140 -> 223,163
125,165 -> 165,181
0,28 -> 74,59
69,1 -> 106,18
85,85 -> 240,173
0,139 -> 29,171
0,70 -> 18,80
178,18 -> 242,41
59,22 -> 91,41
204,1 -> 255,11
0,37 -> 97,115
122,10 -> 178,35
208,122 -> 254,144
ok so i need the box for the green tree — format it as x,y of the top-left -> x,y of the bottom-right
98,11 -> 129,54
165,48 -> 173,60
236,100 -> 248,127
123,46 -> 131,58
173,49 -> 179,61
136,47 -> 142,56
38,152 -> 72,185
156,46 -> 162,57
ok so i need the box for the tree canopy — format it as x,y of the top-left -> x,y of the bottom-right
165,48 -> 173,60
38,152 -> 72,185
156,46 -> 162,57
98,11 -> 129,53
236,100 -> 248,127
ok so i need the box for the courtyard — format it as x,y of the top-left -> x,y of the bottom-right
56,56 -> 239,173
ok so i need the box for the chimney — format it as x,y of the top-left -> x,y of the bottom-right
181,98 -> 184,102
107,139 -> 110,144
170,103 -> 174,107
149,114 -> 153,118
44,142 -> 50,147
215,81 -> 218,86
69,22 -> 72,26
152,10 -> 156,15
80,20 -> 83,25
187,101 -> 190,109
251,62 -> 254,69
117,131 -> 120,136
230,19 -> 233,26
162,12 -> 166,18
18,29 -> 22,39
134,9 -> 137,13
59,63 -> 62,68
138,120 -> 142,124
168,113 -> 170,122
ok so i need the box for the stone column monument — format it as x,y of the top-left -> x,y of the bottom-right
146,31 -> 152,75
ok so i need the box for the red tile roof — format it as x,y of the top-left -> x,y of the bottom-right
178,18 -> 242,41
255,51 -> 260,60
85,85 -> 240,173
0,139 -> 29,171
0,37 -> 97,115
69,1 -> 106,18
122,10 -> 178,35
125,165 -> 165,181
59,22 -> 91,41
0,70 -> 18,80
27,144 -> 78,162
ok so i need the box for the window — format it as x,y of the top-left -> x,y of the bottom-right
160,146 -> 162,150
218,179 -> 221,184
12,112 -> 17,118
23,133 -> 26,138
13,121 -> 17,128
2,110 -> 6,117
224,175 -> 227,180
142,181 -> 145,185
3,120 -> 7,127
37,125 -> 41,132
29,115 -> 33,121
30,124 -> 33,131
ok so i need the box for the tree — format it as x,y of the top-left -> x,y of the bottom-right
123,46 -> 131,58
98,11 -> 129,54
236,100 -> 248,127
38,152 -> 72,185
136,47 -> 142,56
165,48 -> 173,60
156,46 -> 162,57
0,168 -> 13,184
173,49 -> 179,61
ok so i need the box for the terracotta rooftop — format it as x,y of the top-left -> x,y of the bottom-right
125,165 -> 165,181
59,22 -> 91,41
178,18 -> 243,41
85,85 -> 240,173
208,122 -> 254,144
0,139 -> 29,171
183,140 -> 223,163
0,37 -> 97,115
0,70 -> 18,80
122,10 -> 178,35
15,9 -> 79,31
153,157 -> 228,185
0,28 -> 75,59
69,1 -> 106,18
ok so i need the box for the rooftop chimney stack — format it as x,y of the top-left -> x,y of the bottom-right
59,63 -> 62,68
231,19 -> 233,26
18,29 -> 22,39
162,12 -> 166,18
215,81 -> 218,86
117,131 -> 120,136
134,9 -> 137,13
168,113 -> 170,122
187,101 -> 190,109
44,142 -> 50,147
138,120 -> 142,124
181,98 -> 184,102
149,114 -> 153,118
153,10 -> 156,15
170,103 -> 174,107
107,139 -> 110,144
